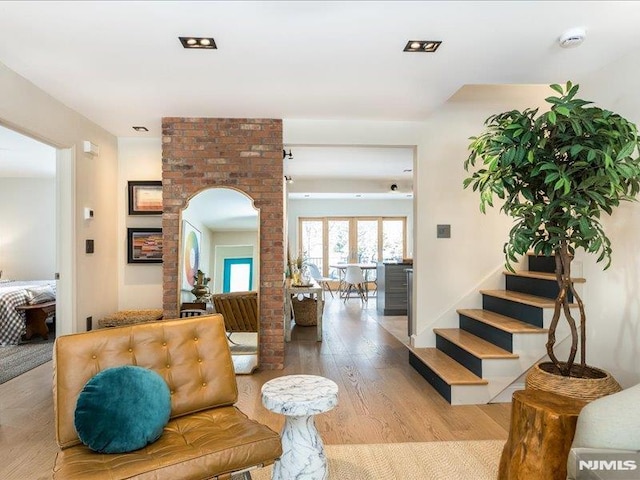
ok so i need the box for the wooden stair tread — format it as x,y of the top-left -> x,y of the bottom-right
480,289 -> 578,309
504,270 -> 586,283
458,309 -> 547,334
434,328 -> 519,359
410,347 -> 488,385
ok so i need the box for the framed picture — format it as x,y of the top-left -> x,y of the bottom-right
127,228 -> 163,264
128,181 -> 162,215
181,220 -> 201,290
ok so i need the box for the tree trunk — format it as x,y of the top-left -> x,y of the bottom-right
499,389 -> 587,480
546,243 -> 580,376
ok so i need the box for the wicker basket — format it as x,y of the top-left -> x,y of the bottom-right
291,296 -> 323,326
526,362 -> 622,402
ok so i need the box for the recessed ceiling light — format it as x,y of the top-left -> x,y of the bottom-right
403,40 -> 442,53
179,36 -> 217,49
132,126 -> 148,132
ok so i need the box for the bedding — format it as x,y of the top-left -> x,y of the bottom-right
0,280 -> 56,346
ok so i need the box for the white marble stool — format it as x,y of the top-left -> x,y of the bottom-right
261,374 -> 339,480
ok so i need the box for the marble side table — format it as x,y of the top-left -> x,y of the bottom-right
261,374 -> 339,480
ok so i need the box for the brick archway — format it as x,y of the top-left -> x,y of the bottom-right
161,117 -> 284,369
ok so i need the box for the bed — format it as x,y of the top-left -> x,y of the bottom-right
0,280 -> 56,346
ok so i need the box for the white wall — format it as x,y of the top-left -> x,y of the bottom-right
0,177 -> 56,280
117,137 -> 163,309
0,62 -> 118,334
287,197 -> 414,257
211,231 -> 259,293
413,85 -> 550,344
574,53 -> 640,387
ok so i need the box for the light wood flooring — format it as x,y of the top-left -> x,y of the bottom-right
0,295 -> 510,480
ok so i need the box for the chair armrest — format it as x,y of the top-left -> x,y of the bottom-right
572,384 -> 640,451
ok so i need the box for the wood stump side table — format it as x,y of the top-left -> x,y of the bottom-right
499,389 -> 588,480
261,374 -> 339,480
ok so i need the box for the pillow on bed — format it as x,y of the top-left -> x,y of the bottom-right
25,285 -> 55,305
74,366 -> 171,453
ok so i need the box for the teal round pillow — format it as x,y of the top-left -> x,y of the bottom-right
74,365 -> 171,453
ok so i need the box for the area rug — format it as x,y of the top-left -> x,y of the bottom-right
0,336 -> 54,384
250,440 -> 503,480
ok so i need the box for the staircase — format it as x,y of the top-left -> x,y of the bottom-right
409,254 -> 585,405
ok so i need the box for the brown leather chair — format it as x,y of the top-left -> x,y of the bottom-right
211,291 -> 258,333
52,314 -> 281,479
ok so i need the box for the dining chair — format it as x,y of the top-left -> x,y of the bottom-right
307,263 -> 334,299
179,302 -> 207,318
343,265 -> 367,303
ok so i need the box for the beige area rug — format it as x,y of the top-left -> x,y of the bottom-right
250,440 -> 503,480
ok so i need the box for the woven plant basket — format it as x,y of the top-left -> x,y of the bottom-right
526,362 -> 622,402
291,296 -> 323,326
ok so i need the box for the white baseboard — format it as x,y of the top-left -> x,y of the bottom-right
491,382 -> 525,403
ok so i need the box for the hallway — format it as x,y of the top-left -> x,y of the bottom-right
236,294 -> 510,444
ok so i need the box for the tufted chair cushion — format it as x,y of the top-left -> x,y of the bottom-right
52,315 -> 281,479
54,314 -> 238,448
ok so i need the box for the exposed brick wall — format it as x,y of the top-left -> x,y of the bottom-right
161,118 -> 284,370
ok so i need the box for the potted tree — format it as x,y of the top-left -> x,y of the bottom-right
463,82 -> 640,396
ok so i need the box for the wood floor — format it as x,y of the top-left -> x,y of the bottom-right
0,295 -> 510,480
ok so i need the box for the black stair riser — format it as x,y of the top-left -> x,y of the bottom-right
506,275 -> 573,302
459,314 -> 513,352
436,335 -> 482,377
409,351 -> 451,403
528,255 -> 556,273
482,295 -> 544,328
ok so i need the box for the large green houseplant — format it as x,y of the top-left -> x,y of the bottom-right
463,82 -> 640,378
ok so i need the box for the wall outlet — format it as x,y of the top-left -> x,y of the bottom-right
86,316 -> 92,331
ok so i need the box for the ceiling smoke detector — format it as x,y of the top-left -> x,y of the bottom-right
559,28 -> 586,48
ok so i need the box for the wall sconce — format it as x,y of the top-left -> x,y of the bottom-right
283,149 -> 293,160
284,175 -> 294,184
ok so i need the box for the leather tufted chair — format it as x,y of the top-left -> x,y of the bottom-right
211,291 -> 258,333
52,314 -> 282,479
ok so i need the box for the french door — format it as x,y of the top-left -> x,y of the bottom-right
299,216 -> 406,276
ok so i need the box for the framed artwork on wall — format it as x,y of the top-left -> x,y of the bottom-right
128,180 -> 163,215
181,220 -> 201,290
127,228 -> 163,264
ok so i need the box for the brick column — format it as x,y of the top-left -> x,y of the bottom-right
162,118 -> 284,370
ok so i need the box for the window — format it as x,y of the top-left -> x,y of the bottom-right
299,216 -> 406,275
299,219 -> 324,271
328,219 -> 350,267
222,257 -> 253,292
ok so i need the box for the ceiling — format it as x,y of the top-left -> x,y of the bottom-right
1,1 -> 639,138
1,2 -> 640,186
186,188 -> 258,231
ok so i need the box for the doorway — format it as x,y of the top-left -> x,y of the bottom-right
0,122 -> 73,340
